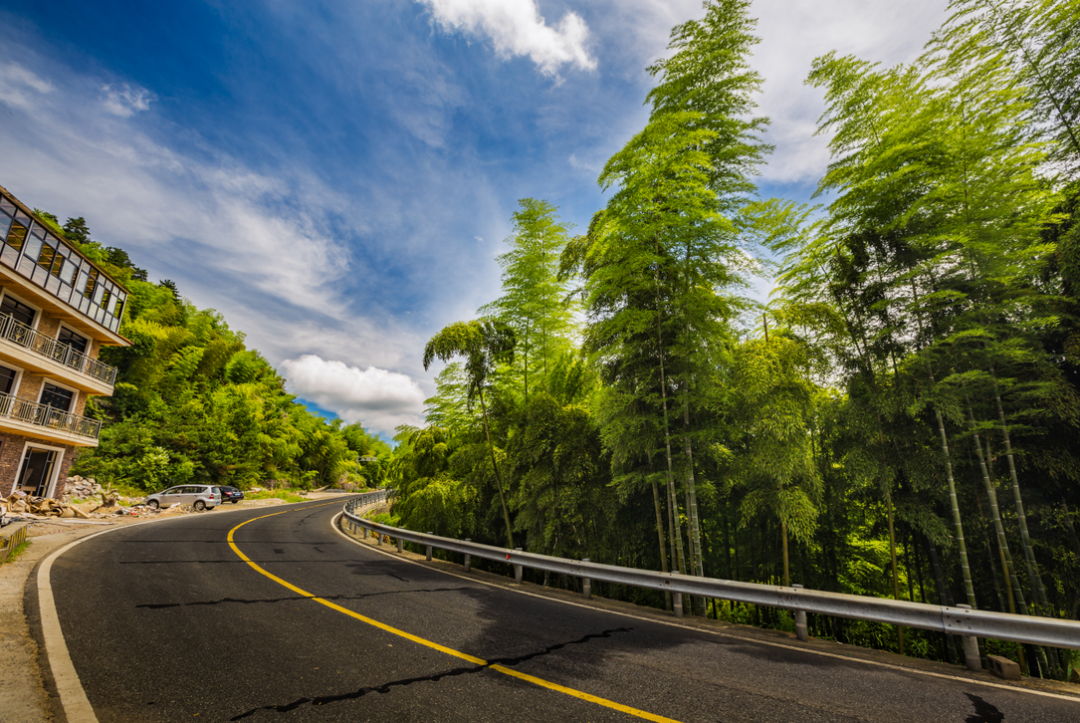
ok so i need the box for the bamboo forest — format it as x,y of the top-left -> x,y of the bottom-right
386,0 -> 1080,678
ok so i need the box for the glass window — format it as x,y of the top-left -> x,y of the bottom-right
59,258 -> 76,284
5,220 -> 28,252
0,294 -> 36,327
0,196 -> 15,216
37,244 -> 56,273
23,234 -> 42,262
84,268 -> 99,299
39,383 -> 74,412
0,365 -> 16,395
58,326 -> 89,354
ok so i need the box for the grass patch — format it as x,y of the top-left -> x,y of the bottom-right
247,489 -> 307,504
1,540 -> 30,565
369,511 -> 401,527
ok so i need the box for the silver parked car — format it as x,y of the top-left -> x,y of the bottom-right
144,485 -> 221,511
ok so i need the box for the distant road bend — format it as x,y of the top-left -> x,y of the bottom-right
45,499 -> 1080,722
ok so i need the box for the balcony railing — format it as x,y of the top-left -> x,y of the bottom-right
0,392 -> 102,440
0,313 -> 118,386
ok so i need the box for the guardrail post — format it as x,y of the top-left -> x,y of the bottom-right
363,527 -> 368,539
426,533 -> 433,561
672,575 -> 683,618
582,558 -> 592,600
464,539 -> 471,572
792,584 -> 808,642
956,604 -> 982,672
377,531 -> 383,546
513,548 -> 523,583
397,537 -> 404,553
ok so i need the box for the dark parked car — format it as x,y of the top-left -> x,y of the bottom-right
218,486 -> 245,504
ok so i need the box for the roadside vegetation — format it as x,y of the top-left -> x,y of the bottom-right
31,221 -> 392,494
387,0 -> 1080,679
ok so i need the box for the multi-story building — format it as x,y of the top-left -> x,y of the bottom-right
0,184 -> 129,499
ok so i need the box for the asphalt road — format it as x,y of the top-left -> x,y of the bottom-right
44,498 -> 1080,723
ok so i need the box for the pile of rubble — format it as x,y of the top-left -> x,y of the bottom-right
1,476 -> 200,524
3,492 -> 91,519
62,475 -> 103,501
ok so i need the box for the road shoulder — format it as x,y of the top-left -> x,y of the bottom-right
1,525 -> 114,723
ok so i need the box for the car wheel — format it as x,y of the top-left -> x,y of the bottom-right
193,500 -> 206,511
233,500 -> 240,504
147,500 -> 159,509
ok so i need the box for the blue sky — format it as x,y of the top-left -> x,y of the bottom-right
0,0 -> 948,434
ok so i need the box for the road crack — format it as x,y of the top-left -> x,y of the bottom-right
228,626 -> 633,720
136,587 -> 475,609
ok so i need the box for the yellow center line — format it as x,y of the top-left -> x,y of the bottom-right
227,503 -> 682,723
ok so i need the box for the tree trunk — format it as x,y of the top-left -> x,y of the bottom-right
969,408 -> 1051,676
781,519 -> 790,587
649,469 -> 673,611
993,375 -> 1060,681
935,409 -> 977,608
478,389 -> 514,549
887,490 -> 904,654
723,498 -> 733,580
969,410 -> 1030,613
682,382 -> 706,615
652,256 -> 686,580
908,276 -> 977,609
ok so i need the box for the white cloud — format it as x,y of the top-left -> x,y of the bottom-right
280,354 -> 426,434
417,0 -> 596,76
101,83 -> 154,117
0,62 -> 54,109
751,0 -> 950,184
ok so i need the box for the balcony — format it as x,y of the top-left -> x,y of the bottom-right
0,313 -> 118,387
0,392 -> 102,443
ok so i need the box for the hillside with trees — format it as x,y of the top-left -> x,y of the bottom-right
388,0 -> 1080,679
32,211 -> 392,491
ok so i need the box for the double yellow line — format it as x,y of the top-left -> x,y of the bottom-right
227,504 -> 680,722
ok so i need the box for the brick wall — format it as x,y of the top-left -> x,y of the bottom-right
16,373 -> 43,403
36,313 -> 60,337
0,431 -> 76,498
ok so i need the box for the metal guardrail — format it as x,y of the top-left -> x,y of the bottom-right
341,495 -> 1080,667
0,313 -> 118,386
0,392 -> 102,439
